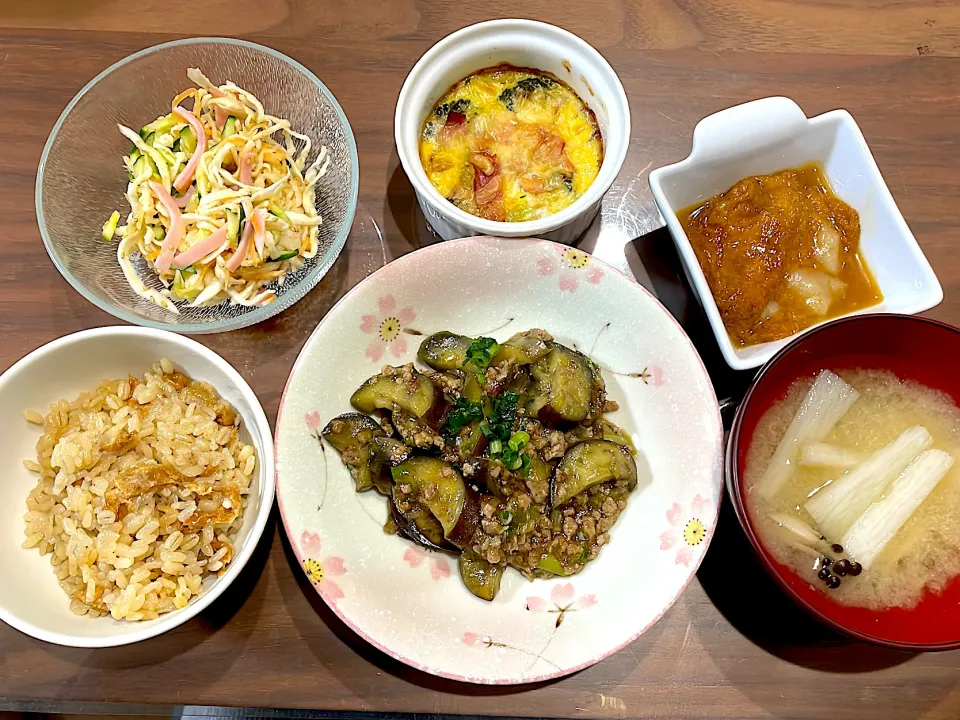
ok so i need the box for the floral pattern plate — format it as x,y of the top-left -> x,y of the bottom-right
275,236 -> 723,684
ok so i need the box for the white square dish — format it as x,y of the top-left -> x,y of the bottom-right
648,96 -> 942,371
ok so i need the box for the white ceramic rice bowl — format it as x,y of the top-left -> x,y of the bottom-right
0,327 -> 275,647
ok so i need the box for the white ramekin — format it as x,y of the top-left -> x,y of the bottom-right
395,19 -> 631,244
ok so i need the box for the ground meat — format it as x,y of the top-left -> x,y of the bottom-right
421,367 -> 463,397
581,515 -> 597,540
525,472 -> 549,505
603,399 -> 620,412
485,357 -> 517,386
355,338 -> 638,586
412,429 -> 441,448
482,518 -> 506,535
525,328 -> 554,342
544,431 -> 567,461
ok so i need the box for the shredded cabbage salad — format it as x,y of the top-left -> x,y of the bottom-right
105,68 -> 330,312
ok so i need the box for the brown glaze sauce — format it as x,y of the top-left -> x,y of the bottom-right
679,164 -> 882,347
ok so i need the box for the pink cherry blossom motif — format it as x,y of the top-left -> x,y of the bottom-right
535,246 -> 604,293
526,582 -> 598,626
402,545 -> 450,581
304,411 -> 322,433
300,530 -> 322,556
300,530 -> 347,603
431,556 -> 451,580
462,631 -> 484,647
403,547 -> 424,568
659,494 -> 710,567
637,366 -> 665,386
360,295 -> 416,362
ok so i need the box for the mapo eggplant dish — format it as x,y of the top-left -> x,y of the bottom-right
322,329 -> 638,601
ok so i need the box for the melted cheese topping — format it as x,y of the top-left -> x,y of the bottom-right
419,66 -> 603,222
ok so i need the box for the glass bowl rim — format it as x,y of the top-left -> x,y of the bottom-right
35,36 -> 359,334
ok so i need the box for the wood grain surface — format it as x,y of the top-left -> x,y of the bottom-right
2,1 -> 960,718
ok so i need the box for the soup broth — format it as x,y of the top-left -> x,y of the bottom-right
746,370 -> 960,609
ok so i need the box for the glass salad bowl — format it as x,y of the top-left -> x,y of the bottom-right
36,37 -> 358,333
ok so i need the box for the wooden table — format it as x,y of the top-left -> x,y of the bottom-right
3,2 -> 960,718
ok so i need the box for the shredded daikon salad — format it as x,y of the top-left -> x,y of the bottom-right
104,68 -> 330,312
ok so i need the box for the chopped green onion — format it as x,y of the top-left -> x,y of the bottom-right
508,431 -> 530,452
488,439 -> 503,455
500,509 -> 514,525
463,336 -> 500,379
443,397 -> 484,440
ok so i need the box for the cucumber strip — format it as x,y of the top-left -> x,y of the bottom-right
179,126 -> 197,155
140,114 -> 178,137
268,203 -> 290,222
226,210 -> 240,245
102,211 -> 121,241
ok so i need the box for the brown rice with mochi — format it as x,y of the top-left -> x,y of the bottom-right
21,358 -> 256,621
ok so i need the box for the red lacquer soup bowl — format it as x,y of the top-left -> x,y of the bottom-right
726,314 -> 960,650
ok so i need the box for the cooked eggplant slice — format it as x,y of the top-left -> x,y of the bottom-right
458,552 -> 504,601
453,421 -> 487,461
418,331 -> 474,372
322,413 -> 386,492
493,331 -> 551,367
601,419 -> 636,454
527,344 -> 600,424
391,457 -> 467,537
373,436 -> 412,466
551,439 -> 638,507
370,437 -> 412,494
461,374 -> 485,403
391,407 -> 442,449
330,328 -> 642,598
447,486 -> 484,550
537,552 -> 578,576
351,367 -> 441,423
391,501 -> 456,552
524,451 -> 552,504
